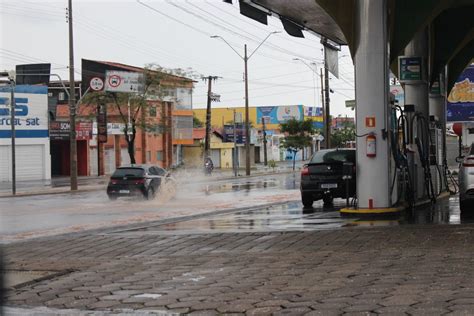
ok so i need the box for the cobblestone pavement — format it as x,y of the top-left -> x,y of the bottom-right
4,216 -> 474,315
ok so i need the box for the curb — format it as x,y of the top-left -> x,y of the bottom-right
0,185 -> 106,199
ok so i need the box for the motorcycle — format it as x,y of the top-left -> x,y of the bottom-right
204,159 -> 214,175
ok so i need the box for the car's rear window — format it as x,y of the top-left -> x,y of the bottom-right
112,168 -> 145,177
310,150 -> 355,164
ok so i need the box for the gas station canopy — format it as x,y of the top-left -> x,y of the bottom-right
235,0 -> 474,92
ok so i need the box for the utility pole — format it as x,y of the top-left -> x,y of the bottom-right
262,117 -> 268,166
203,76 -> 219,160
324,63 -> 331,149
244,45 -> 251,176
320,68 -> 326,147
211,32 -> 279,176
233,109 -> 238,177
68,0 -> 77,190
10,78 -> 16,195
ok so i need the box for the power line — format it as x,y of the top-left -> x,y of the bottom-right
169,0 -> 320,63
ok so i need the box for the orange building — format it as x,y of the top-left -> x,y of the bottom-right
51,60 -> 195,176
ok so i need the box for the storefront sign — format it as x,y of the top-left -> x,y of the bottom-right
223,124 -> 245,144
447,65 -> 474,122
97,103 -> 107,142
0,85 -> 48,139
49,121 -> 92,140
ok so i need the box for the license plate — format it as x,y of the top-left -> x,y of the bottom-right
321,183 -> 337,189
119,190 -> 130,194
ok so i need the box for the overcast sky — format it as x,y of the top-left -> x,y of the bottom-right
0,0 -> 355,116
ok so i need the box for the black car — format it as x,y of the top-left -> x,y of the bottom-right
107,165 -> 168,200
300,149 -> 356,208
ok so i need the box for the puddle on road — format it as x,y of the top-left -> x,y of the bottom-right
205,179 -> 279,194
109,194 -> 472,235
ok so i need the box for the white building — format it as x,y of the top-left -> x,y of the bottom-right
0,85 -> 51,182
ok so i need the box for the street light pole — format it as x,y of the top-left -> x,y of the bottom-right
212,32 -> 279,176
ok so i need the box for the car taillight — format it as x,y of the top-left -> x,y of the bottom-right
110,179 -> 118,185
463,157 -> 474,167
135,178 -> 146,184
301,166 -> 309,176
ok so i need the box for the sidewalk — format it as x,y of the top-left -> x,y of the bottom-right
0,160 -> 305,198
4,218 -> 474,315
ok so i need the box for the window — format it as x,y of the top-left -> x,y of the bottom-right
156,151 -> 163,161
155,167 -> 166,176
310,150 -> 355,164
112,168 -> 144,178
148,167 -> 158,175
58,92 -> 65,101
147,151 -> 151,162
149,106 -> 157,117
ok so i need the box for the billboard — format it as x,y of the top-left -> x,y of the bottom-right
0,85 -> 48,139
256,105 -> 303,125
447,65 -> 474,122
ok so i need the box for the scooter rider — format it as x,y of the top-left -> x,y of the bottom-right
204,157 -> 214,175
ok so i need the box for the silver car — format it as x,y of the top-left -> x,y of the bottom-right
459,143 -> 474,211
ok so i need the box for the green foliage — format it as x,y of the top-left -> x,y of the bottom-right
279,118 -> 315,152
193,115 -> 204,128
331,121 -> 355,148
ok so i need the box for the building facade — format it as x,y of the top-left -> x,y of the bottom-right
0,85 -> 51,182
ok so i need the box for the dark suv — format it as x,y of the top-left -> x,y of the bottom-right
107,165 -> 168,200
300,149 -> 356,208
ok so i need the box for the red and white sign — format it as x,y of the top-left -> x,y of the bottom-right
108,75 -> 121,88
89,77 -> 104,91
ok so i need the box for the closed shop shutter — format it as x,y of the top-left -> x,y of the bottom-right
210,149 -> 221,168
0,145 -> 11,182
89,147 -> 98,176
0,145 -> 45,181
104,148 -> 116,175
120,148 -> 131,166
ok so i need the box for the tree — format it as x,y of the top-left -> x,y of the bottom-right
84,65 -> 196,164
193,115 -> 204,128
331,121 -> 355,148
280,118 -> 315,170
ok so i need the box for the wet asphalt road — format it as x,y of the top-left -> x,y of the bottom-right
0,173 -> 301,241
1,171 -> 471,242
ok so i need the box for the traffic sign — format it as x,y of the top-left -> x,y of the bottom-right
108,75 -> 121,88
89,77 -> 104,91
105,71 -> 144,93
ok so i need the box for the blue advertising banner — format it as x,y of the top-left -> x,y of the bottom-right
447,65 -> 474,122
256,105 -> 304,124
